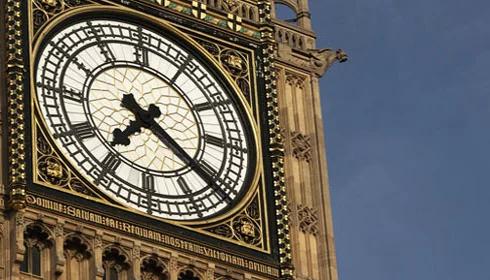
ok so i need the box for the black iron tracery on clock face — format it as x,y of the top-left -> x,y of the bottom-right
35,18 -> 255,221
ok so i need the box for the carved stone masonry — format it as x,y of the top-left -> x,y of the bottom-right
132,245 -> 141,259
290,131 -> 312,162
285,73 -> 306,89
94,234 -> 103,248
296,205 -> 319,236
308,48 -> 348,77
277,44 -> 348,77
206,267 -> 215,280
54,223 -> 64,237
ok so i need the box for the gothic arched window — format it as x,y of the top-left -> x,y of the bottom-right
20,244 -> 41,276
103,247 -> 130,280
178,270 -> 200,280
141,256 -> 168,280
20,224 -> 54,277
64,235 -> 94,279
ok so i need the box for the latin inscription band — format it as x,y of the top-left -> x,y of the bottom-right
26,194 -> 278,277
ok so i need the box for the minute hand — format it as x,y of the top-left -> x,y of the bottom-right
147,121 -> 194,167
147,121 -> 232,202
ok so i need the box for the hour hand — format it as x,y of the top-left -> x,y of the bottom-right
111,119 -> 142,146
121,94 -> 142,115
111,93 -> 162,146
121,94 -> 161,127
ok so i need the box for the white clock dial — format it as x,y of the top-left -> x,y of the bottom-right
35,18 -> 255,221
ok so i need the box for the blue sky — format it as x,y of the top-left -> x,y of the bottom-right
307,0 -> 490,279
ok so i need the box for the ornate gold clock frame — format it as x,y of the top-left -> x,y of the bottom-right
0,0 -> 346,279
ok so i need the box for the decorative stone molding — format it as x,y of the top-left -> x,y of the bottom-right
285,72 -> 306,89
94,234 -> 103,249
179,269 -> 201,280
168,258 -> 179,272
141,256 -> 167,280
24,222 -> 54,249
55,222 -> 66,274
296,205 -> 319,236
201,0 -> 259,22
276,25 -> 309,51
290,132 -> 312,162
102,246 -> 131,274
132,246 -> 141,260
64,234 -> 92,261
54,223 -> 64,237
206,267 -> 215,280
260,1 -> 294,278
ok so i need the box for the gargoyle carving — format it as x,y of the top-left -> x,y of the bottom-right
276,45 -> 348,77
308,48 -> 348,76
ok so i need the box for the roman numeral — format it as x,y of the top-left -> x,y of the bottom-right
193,102 -> 213,112
94,153 -> 121,184
73,122 -> 96,140
204,134 -> 224,147
101,153 -> 121,171
177,177 -> 204,218
217,178 -> 238,195
86,21 -> 116,62
135,46 -> 149,66
54,122 -> 95,140
134,26 -> 149,66
142,173 -> 155,192
177,177 -> 192,195
204,135 -> 248,153
142,173 -> 156,214
170,55 -> 192,83
193,99 -> 232,112
200,161 -> 217,179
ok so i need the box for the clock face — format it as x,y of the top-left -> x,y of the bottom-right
35,18 -> 256,221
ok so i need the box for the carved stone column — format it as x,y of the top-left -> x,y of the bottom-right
276,38 -> 346,280
0,114 -> 3,212
168,256 -> 179,280
132,244 -> 141,279
297,0 -> 312,30
10,210 -> 25,278
94,233 -> 104,280
310,76 -> 338,280
205,264 -> 215,280
0,216 -> 5,278
54,222 -> 66,276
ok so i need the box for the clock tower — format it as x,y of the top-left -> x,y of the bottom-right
0,0 -> 346,279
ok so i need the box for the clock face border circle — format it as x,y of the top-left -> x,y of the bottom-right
32,7 -> 263,225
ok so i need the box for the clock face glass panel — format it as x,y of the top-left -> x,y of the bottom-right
35,18 -> 255,221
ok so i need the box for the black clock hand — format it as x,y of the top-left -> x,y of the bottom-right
114,94 -> 232,203
147,122 -> 232,203
111,94 -> 162,146
111,120 -> 143,146
114,94 -> 191,163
